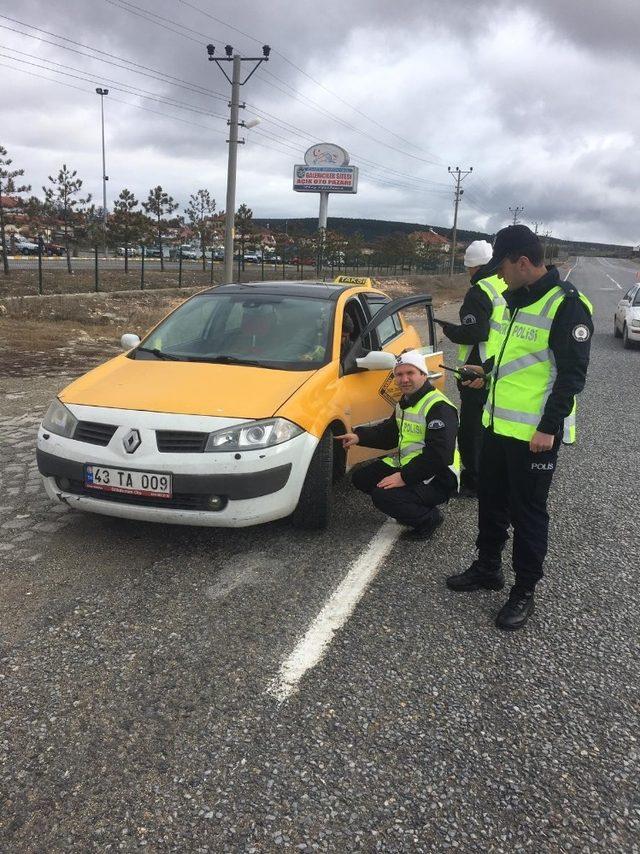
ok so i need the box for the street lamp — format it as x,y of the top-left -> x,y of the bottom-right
96,87 -> 109,255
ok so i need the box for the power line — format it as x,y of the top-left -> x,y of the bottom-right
0,17 -> 228,101
176,0 -> 444,162
102,0 -> 445,167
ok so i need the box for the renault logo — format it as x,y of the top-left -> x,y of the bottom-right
123,428 -> 141,454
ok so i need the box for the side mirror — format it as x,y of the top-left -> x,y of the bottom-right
121,333 -> 140,351
355,350 -> 396,371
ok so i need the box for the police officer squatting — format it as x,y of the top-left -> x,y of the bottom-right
336,350 -> 461,540
446,225 -> 593,631
437,240 -> 507,497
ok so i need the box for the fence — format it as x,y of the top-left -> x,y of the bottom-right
0,244 -> 466,298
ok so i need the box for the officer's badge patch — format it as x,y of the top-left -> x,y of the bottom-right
428,419 -> 445,429
462,314 -> 476,325
572,324 -> 590,341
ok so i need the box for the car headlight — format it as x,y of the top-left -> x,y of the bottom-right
42,399 -> 78,439
205,418 -> 303,452
631,319 -> 640,328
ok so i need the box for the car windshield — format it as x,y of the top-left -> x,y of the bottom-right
137,293 -> 334,370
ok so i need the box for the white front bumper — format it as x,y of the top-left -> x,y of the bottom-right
37,405 -> 319,528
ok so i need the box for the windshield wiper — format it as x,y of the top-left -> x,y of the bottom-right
190,354 -> 266,367
135,347 -> 184,361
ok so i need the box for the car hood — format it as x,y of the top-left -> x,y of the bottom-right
59,354 -> 316,418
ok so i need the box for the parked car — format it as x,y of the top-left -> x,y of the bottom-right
614,282 -> 640,349
36,278 -> 443,530
116,246 -> 140,257
170,245 -> 201,261
143,246 -> 170,259
43,242 -> 66,257
16,239 -> 39,255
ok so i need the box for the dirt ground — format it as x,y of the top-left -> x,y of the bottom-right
0,273 -> 470,379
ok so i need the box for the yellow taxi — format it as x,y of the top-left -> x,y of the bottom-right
36,277 -> 445,529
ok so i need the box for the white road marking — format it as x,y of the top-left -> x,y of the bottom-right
605,273 -> 623,290
267,519 -> 401,702
563,262 -> 577,281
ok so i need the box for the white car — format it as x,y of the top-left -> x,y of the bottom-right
614,283 -> 640,349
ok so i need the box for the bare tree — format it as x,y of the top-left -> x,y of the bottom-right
0,145 -> 31,275
185,189 -> 217,271
142,185 -> 178,271
43,164 -> 91,273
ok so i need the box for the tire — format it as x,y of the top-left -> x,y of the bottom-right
623,324 -> 635,350
614,318 -> 622,338
291,431 -> 333,530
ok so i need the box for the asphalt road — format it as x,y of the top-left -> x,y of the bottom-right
1,256 -> 638,851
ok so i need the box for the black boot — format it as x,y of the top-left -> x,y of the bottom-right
403,508 -> 444,540
495,587 -> 535,631
446,557 -> 504,592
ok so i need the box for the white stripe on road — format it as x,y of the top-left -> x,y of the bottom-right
605,273 -> 623,290
563,262 -> 577,281
267,519 -> 401,702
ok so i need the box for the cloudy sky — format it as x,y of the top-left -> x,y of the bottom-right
1,0 -> 638,244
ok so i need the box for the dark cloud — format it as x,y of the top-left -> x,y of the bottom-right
1,0 -> 638,244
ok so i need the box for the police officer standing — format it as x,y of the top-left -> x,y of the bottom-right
446,225 -> 593,630
337,350 -> 460,539
437,241 -> 507,497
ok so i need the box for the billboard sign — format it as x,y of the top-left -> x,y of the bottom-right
304,143 -> 350,167
293,165 -> 359,194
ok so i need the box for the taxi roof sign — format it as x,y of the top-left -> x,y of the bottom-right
333,275 -> 373,287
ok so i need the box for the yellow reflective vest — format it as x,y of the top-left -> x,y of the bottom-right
382,387 -> 461,485
483,285 -> 593,442
457,274 -> 508,366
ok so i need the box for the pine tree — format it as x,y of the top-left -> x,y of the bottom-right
0,145 -> 31,275
142,186 -> 178,271
43,164 -> 91,273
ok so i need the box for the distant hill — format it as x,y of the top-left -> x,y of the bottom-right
253,216 -> 633,256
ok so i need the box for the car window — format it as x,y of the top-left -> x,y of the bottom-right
624,287 -> 635,300
362,295 -> 403,346
634,288 -> 640,307
140,293 -> 333,370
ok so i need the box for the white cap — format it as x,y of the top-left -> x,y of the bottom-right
394,349 -> 427,374
464,240 -> 493,268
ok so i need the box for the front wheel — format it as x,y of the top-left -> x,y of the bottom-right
614,318 -> 622,338
623,324 -> 635,350
291,431 -> 333,530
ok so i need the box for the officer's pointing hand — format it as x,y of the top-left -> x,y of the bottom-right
335,432 -> 359,449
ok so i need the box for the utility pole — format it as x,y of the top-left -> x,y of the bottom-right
447,166 -> 472,276
207,43 -> 269,284
532,220 -> 540,235
96,87 -> 109,257
542,229 -> 551,262
509,205 -> 524,225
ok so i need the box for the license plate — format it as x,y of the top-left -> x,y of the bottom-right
85,465 -> 172,498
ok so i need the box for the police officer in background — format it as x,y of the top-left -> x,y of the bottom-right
446,225 -> 593,630
337,350 -> 460,540
437,241 -> 507,497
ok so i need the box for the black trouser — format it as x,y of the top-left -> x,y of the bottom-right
476,428 -> 561,591
352,459 -> 451,528
457,382 -> 488,490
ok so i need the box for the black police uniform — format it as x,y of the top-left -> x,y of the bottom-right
477,266 -> 593,591
440,266 -> 494,492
